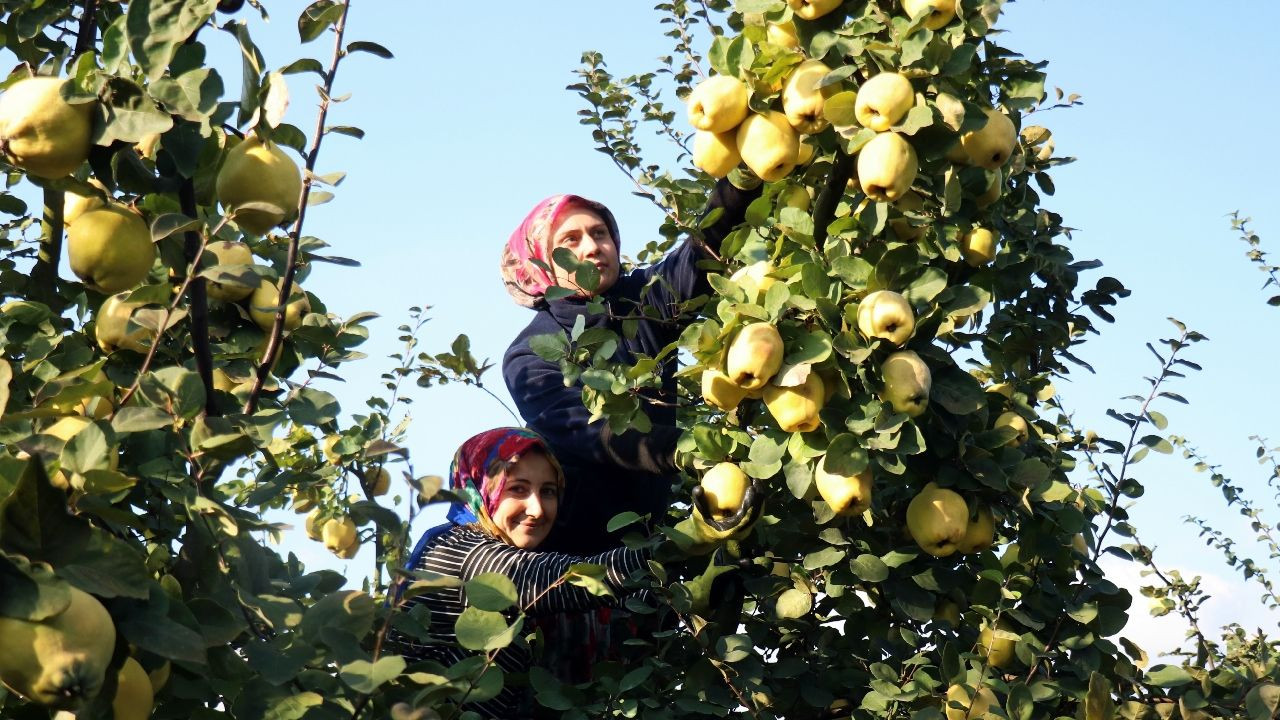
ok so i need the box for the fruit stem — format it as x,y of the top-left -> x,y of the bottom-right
179,178 -> 218,417
812,148 -> 853,252
243,0 -> 352,414
30,189 -> 64,308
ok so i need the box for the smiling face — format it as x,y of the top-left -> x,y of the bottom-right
548,206 -> 620,296
488,451 -> 560,550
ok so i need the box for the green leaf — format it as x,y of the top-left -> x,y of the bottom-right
831,256 -> 873,289
298,0 -> 345,43
286,388 -> 340,426
606,511 -> 643,532
455,607 -> 520,652
565,563 -> 614,597
803,547 -> 846,570
0,555 -> 71,621
784,330 -> 833,365
619,666 -> 654,693
126,0 -> 217,81
1085,672 -> 1115,720
96,78 -> 175,145
1146,664 -> 1194,688
850,554 -> 889,583
715,633 -> 753,663
339,656 -> 406,693
930,366 -> 985,415
824,434 -> 869,476
465,572 -> 518,612
1245,683 -> 1280,720
150,213 -> 202,242
347,40 -> 393,58
150,68 -> 223,122
61,421 -> 111,474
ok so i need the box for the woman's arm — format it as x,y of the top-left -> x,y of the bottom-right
460,533 -> 650,615
623,178 -> 760,315
504,343 -> 681,475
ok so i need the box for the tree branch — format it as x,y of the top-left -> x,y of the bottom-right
244,0 -> 351,414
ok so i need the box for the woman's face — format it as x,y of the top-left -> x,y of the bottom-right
490,452 -> 560,549
549,207 -> 619,296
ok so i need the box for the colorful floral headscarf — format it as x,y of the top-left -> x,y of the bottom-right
500,195 -> 621,308
447,427 -> 565,541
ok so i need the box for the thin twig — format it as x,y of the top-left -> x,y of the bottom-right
244,0 -> 351,413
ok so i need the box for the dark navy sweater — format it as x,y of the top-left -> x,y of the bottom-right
503,181 -> 756,553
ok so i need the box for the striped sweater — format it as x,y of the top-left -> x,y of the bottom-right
394,525 -> 649,718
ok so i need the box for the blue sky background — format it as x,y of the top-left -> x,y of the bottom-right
167,1 -> 1280,656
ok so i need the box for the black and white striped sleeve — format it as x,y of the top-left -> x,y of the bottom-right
457,532 -> 650,616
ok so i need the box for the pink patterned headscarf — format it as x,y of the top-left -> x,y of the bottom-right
500,194 -> 620,308
449,427 -> 565,542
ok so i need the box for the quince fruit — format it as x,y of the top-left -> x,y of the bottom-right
112,657 -> 154,720
700,462 -> 749,518
0,77 -> 94,179
763,372 -> 825,433
248,278 -> 310,332
0,585 -> 116,710
216,136 -> 302,235
204,240 -> 256,302
95,292 -> 154,354
906,482 -> 967,557
725,322 -> 784,391
67,206 -> 155,294
814,456 -> 872,515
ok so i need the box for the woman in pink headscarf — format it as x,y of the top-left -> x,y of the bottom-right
500,180 -> 758,554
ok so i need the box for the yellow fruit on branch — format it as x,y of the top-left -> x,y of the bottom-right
781,60 -> 834,134
701,367 -> 750,412
322,517 -> 359,559
786,0 -> 842,20
215,136 -> 303,235
692,129 -> 741,178
959,226 -> 999,267
364,466 -> 391,497
729,260 -> 777,302
905,482 -> 967,557
857,132 -> 918,202
62,179 -> 108,227
854,72 -> 914,132
0,77 -> 94,179
112,657 -> 154,720
248,278 -> 310,332
686,75 -> 749,134
766,20 -> 801,50
305,508 -> 325,541
879,350 -> 931,417
95,293 -> 154,354
957,108 -> 1017,170
700,462 -> 749,518
902,0 -> 957,31
203,240 -> 256,302
762,372 -> 825,433
994,410 -> 1029,446
945,684 -> 997,720
856,290 -> 915,346
956,504 -> 995,553
67,206 -> 155,294
978,620 -> 1019,668
736,111 -> 799,182
725,322 -> 784,391
0,586 -> 116,710
814,456 -> 872,515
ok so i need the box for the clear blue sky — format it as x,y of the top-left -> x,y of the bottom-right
193,2 -> 1279,650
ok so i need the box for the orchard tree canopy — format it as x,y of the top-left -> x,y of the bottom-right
0,1 -> 1277,720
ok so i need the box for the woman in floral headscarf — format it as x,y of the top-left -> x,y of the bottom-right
393,427 -> 760,719
393,428 -> 650,719
501,179 -> 759,555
